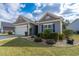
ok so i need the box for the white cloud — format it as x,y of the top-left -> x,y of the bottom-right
57,3 -> 79,22
35,3 -> 42,9
63,15 -> 79,22
24,13 -> 34,19
69,4 -> 79,13
59,3 -> 69,14
34,15 -> 42,21
0,3 -> 79,23
0,4 -> 6,10
8,4 -> 20,11
35,3 -> 55,10
33,3 -> 79,22
0,3 -> 26,22
33,9 -> 42,14
47,3 -> 54,6
20,4 -> 26,8
34,3 -> 56,13
0,10 -> 13,19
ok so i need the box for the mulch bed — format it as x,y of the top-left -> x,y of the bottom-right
21,36 -> 79,47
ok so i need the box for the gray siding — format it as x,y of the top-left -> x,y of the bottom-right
55,21 -> 61,33
38,21 -> 61,33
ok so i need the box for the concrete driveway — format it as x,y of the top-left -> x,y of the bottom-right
0,35 -> 16,40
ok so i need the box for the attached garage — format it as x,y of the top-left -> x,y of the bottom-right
14,15 -> 33,36
15,25 -> 28,35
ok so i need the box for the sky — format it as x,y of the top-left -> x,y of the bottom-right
0,3 -> 79,23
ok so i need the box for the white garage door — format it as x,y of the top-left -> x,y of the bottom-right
15,25 -> 27,35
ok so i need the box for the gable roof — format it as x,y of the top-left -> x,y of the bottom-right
14,15 -> 33,24
39,12 -> 63,22
14,12 -> 63,25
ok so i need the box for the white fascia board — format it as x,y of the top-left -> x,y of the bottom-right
13,22 -> 28,26
37,19 -> 62,24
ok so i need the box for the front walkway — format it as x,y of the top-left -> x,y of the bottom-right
53,40 -> 79,47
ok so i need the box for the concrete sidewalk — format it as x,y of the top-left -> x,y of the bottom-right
0,35 -> 16,40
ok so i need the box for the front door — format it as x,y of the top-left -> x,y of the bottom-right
35,25 -> 38,35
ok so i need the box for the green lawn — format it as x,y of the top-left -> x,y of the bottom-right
0,35 -> 79,56
71,34 -> 79,40
0,33 -> 8,36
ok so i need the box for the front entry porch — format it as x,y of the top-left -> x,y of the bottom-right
29,25 -> 38,36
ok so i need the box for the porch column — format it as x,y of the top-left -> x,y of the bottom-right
1,22 -> 4,33
27,24 -> 30,36
38,24 -> 41,33
1,27 -> 3,33
60,21 -> 62,34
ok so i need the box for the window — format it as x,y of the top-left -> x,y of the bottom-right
44,25 -> 47,28
44,24 -> 52,30
48,25 -> 51,28
43,23 -> 55,32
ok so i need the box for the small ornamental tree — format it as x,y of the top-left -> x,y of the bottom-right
42,29 -> 58,40
43,29 -> 51,39
63,29 -> 73,39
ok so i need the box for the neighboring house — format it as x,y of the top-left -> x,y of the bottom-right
0,21 -> 14,33
14,12 -> 63,36
67,19 -> 79,32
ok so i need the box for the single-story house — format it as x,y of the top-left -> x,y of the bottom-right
67,18 -> 79,33
0,21 -> 14,33
14,12 -> 63,36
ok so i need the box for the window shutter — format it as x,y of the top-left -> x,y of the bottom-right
53,24 -> 55,32
41,25 -> 43,32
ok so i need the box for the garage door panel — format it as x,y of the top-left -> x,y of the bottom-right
15,25 -> 27,35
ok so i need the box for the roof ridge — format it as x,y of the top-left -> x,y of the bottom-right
39,12 -> 62,22
17,15 -> 33,22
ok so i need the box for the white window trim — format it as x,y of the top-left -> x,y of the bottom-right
43,23 -> 53,29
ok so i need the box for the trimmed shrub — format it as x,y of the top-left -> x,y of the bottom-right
38,29 -> 59,42
37,29 -> 66,42
46,39 -> 56,45
58,33 -> 65,41
37,33 -> 43,38
50,33 -> 59,42
34,36 -> 42,42
8,31 -> 13,35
